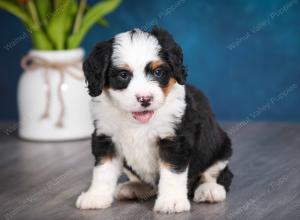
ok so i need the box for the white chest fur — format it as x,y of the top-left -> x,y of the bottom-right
91,84 -> 186,185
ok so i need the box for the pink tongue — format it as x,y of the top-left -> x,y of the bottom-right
132,111 -> 154,123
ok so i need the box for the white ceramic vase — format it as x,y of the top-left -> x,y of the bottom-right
17,49 -> 93,141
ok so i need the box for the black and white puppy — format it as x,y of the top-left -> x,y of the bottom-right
76,27 -> 233,213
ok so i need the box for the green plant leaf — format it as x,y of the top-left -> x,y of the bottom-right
0,0 -> 33,26
27,1 -> 40,25
97,17 -> 109,27
85,4 -> 109,27
64,1 -> 78,40
46,0 -> 77,50
0,1 -> 53,50
27,1 -> 56,50
67,0 -> 121,49
30,29 -> 54,50
72,0 -> 87,35
34,0 -> 51,26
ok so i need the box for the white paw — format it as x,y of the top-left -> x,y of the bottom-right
76,192 -> 113,209
193,182 -> 226,203
154,195 -> 190,213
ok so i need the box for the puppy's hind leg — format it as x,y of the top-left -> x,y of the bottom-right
193,160 -> 231,203
114,167 -> 157,201
115,181 -> 156,201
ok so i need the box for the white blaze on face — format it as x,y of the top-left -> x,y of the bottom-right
108,29 -> 165,115
112,29 -> 161,69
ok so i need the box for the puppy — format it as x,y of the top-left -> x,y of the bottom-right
76,27 -> 233,214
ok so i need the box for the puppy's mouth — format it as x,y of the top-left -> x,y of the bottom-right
132,110 -> 154,123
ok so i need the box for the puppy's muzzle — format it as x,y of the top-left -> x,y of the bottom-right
136,95 -> 153,107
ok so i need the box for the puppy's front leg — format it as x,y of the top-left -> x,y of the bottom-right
76,134 -> 122,209
154,137 -> 191,214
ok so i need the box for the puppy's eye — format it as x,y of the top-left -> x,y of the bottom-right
118,71 -> 130,80
153,68 -> 163,78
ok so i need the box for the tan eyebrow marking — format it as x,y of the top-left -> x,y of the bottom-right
118,63 -> 132,72
149,59 -> 164,70
162,77 -> 177,96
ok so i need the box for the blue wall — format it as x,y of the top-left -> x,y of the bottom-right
0,0 -> 299,121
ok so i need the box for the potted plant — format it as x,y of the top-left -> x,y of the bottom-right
0,0 -> 121,141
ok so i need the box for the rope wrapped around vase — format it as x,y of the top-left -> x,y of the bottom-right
21,54 -> 85,128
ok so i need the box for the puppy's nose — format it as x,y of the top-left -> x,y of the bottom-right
136,95 -> 153,107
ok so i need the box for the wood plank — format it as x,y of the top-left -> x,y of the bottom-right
0,122 -> 299,220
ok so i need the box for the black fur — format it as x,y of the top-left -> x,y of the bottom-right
145,61 -> 172,87
158,85 -> 233,195
217,166 -> 234,192
151,27 -> 187,85
83,40 -> 113,97
158,136 -> 191,172
130,29 -> 137,41
83,40 -> 135,93
108,67 -> 133,90
92,132 -> 116,165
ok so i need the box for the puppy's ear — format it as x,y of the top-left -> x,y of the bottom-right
83,40 -> 112,97
151,27 -> 187,85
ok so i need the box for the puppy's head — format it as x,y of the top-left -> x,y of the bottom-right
83,27 -> 186,123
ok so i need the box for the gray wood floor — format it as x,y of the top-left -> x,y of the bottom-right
0,122 -> 299,220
